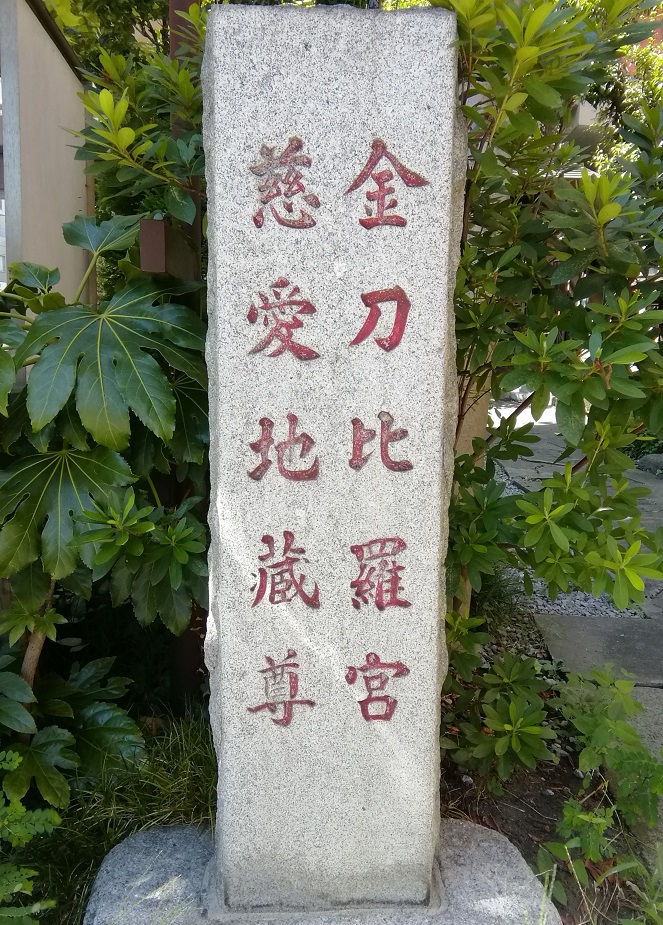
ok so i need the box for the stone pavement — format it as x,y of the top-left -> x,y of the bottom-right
496,402 -> 663,851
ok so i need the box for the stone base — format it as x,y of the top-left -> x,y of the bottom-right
83,820 -> 561,925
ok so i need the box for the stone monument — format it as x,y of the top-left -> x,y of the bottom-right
203,3 -> 460,914
84,7 -> 562,924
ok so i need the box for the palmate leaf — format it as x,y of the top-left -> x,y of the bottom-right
8,263 -> 60,293
14,281 -> 206,451
0,353 -> 15,418
171,375 -> 208,464
3,726 -> 78,808
62,214 -> 141,257
73,701 -> 144,781
0,447 -> 132,579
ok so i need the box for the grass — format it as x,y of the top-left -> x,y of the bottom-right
470,566 -> 526,622
20,715 -> 217,925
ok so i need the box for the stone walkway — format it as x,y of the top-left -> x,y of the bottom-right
495,402 -> 663,850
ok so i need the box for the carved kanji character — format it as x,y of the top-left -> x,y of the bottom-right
248,649 -> 315,726
350,286 -> 411,352
345,138 -> 429,228
248,277 -> 320,360
345,652 -> 409,721
349,411 -> 413,472
350,537 -> 411,611
248,414 -> 319,481
250,137 -> 320,229
252,531 -> 320,608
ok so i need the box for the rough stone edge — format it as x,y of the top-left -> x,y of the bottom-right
84,820 -> 561,925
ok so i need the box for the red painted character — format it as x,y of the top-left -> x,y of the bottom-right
350,411 -> 413,472
351,286 -> 411,352
248,413 -> 319,481
345,652 -> 409,721
250,137 -> 321,229
248,649 -> 315,727
350,537 -> 412,611
248,278 -> 320,360
252,531 -> 320,608
345,138 -> 429,229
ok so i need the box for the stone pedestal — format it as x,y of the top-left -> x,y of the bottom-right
203,4 -> 462,914
83,822 -> 562,925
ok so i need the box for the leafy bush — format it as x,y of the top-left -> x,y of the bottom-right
0,752 -> 59,923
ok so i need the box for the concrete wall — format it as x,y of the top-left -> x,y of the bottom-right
0,0 -> 90,300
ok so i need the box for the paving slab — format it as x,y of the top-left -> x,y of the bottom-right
534,612 -> 663,687
84,821 -> 562,925
632,688 -> 663,760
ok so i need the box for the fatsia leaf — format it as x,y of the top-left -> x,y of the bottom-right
171,376 -> 209,464
0,671 -> 37,735
0,352 -> 15,417
3,726 -> 78,808
62,214 -> 141,257
0,699 -> 36,736
67,658 -> 132,703
15,281 -> 205,449
0,319 -> 26,350
8,263 -> 60,292
73,702 -> 144,781
6,563 -> 51,617
0,447 -> 133,579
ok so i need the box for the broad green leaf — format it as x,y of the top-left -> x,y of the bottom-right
110,559 -> 132,606
3,726 -> 78,808
603,344 -> 652,365
531,385 -> 549,421
0,320 -> 27,350
67,658 -> 131,703
0,673 -> 35,705
59,564 -> 92,599
154,580 -> 191,635
613,571 -> 629,610
74,701 -> 144,780
549,522 -> 569,553
522,77 -> 562,110
0,447 -> 133,579
164,187 -> 196,225
131,561 -> 160,626
9,565 -> 51,615
597,202 -> 621,224
62,214 -> 141,257
551,251 -> 596,285
503,92 -> 528,112
0,352 -> 15,417
556,393 -> 585,445
524,2 -> 554,42
0,698 -> 36,736
608,377 -> 646,399
15,281 -> 205,449
651,395 -> 663,435
9,263 -> 60,292
171,376 -> 208,464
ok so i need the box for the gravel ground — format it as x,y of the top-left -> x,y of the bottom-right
495,463 -> 644,621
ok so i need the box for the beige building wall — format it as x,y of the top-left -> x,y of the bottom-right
0,0 -> 90,300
